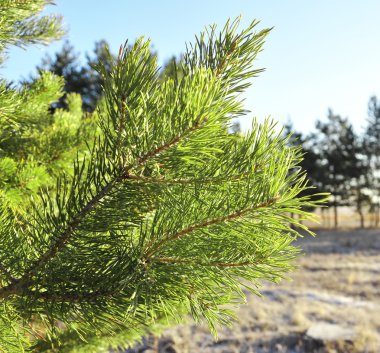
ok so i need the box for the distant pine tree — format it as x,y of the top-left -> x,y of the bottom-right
0,3 -> 324,352
364,97 -> 380,226
315,110 -> 361,228
30,40 -> 181,112
31,40 -> 112,112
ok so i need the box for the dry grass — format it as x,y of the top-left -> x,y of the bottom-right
304,207 -> 379,229
126,229 -> 380,353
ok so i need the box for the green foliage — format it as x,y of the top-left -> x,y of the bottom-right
0,71 -> 94,215
0,0 -> 66,198
0,8 -> 324,353
0,0 -> 63,65
0,71 -> 63,135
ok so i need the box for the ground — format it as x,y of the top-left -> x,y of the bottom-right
125,229 -> 380,353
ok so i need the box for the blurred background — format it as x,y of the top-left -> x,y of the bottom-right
2,1 -> 379,352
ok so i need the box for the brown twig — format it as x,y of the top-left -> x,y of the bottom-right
117,93 -> 127,167
154,257 -> 260,268
133,118 -> 207,167
215,40 -> 237,77
17,288 -> 117,303
125,172 -> 249,185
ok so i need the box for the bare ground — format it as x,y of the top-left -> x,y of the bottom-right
125,229 -> 380,353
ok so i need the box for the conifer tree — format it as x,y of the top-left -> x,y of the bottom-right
30,40 -> 113,112
30,40 -> 179,112
0,3 -> 324,352
315,110 -> 358,228
364,96 -> 380,227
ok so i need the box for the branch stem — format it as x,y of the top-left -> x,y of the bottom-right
155,257 -> 260,268
126,172 -> 249,185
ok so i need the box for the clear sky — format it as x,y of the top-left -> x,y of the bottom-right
2,0 -> 380,134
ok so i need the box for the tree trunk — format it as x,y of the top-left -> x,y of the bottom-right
359,209 -> 364,229
327,207 -> 331,228
321,208 -> 325,227
290,212 -> 295,229
357,188 -> 365,229
298,212 -> 304,225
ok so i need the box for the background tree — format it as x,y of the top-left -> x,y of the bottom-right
286,106 -> 379,229
364,96 -> 380,227
31,40 -> 113,112
350,133 -> 371,229
160,55 -> 184,81
283,121 -> 326,224
284,121 -> 324,196
314,110 -> 360,228
31,40 -> 181,112
0,8 -> 324,353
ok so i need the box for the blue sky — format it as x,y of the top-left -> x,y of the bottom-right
2,0 -> 380,133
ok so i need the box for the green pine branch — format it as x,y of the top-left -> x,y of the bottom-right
0,0 -> 64,64
0,15 -> 327,353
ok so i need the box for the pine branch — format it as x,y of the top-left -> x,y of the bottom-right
0,114 -> 209,300
145,195 -> 280,257
0,177 -> 118,299
131,117 -> 208,168
0,15 -> 324,351
0,57 -> 225,300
